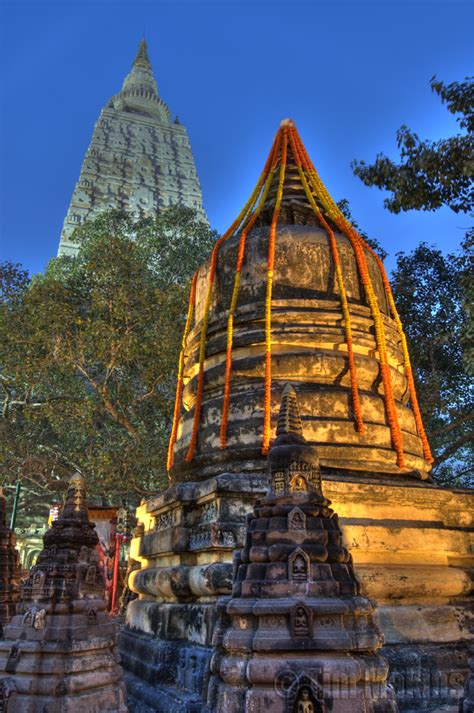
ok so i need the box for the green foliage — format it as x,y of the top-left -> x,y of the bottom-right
391,241 -> 473,487
352,76 -> 474,214
0,208 -> 216,511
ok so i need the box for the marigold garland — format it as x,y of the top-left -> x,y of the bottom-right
262,128 -> 288,455
167,119 -> 433,473
363,243 -> 434,463
288,128 -> 365,435
220,134 -> 282,449
292,130 -> 406,467
184,143 -> 280,463
166,270 -> 198,472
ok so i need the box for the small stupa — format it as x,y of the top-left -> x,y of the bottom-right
0,489 -> 20,636
0,474 -> 128,712
208,385 -> 398,712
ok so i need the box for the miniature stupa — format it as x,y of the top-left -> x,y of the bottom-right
0,489 -> 20,636
208,385 -> 398,712
0,474 -> 127,712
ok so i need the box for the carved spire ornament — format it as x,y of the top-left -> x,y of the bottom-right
0,475 -> 127,712
208,385 -> 398,712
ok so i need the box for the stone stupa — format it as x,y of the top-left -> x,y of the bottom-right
121,121 -> 473,712
209,384 -> 398,712
0,474 -> 128,712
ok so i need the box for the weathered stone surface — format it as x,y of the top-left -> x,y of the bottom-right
170,224 -> 432,480
58,39 -> 206,257
0,474 -> 128,712
121,462 -> 473,711
208,385 -> 398,712
0,488 -> 20,635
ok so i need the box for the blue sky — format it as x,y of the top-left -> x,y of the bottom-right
1,0 -> 472,275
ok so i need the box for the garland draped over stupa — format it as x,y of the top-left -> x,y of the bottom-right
167,120 -> 432,477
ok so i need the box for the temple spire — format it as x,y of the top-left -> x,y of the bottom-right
61,473 -> 89,521
121,38 -> 159,98
133,38 -> 152,70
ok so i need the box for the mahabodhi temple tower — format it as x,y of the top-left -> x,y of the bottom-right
121,121 -> 473,712
57,39 -> 206,256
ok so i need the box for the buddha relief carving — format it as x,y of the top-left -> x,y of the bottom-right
290,475 -> 308,495
288,507 -> 306,531
291,604 -> 312,638
295,687 -> 315,713
289,548 -> 310,582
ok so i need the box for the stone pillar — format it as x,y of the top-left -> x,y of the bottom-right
0,475 -> 128,712
0,489 -> 20,635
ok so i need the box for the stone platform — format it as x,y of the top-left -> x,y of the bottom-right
120,471 -> 473,712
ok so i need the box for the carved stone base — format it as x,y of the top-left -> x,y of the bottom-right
120,472 -> 473,712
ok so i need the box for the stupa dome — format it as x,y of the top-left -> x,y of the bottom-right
167,121 -> 433,480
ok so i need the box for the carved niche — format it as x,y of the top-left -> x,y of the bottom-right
288,507 -> 306,531
290,475 -> 309,495
4,646 -> 21,674
21,608 -> 37,627
85,566 -> 96,584
31,571 -> 46,595
289,548 -> 310,583
291,604 -> 312,639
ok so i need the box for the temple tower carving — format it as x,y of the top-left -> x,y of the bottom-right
58,39 -> 206,257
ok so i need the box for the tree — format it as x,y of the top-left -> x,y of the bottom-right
352,76 -> 473,214
350,76 -> 473,487
390,240 -> 473,486
0,208 -> 216,514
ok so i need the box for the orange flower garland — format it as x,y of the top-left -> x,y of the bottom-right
184,144 -> 280,463
262,128 -> 288,455
292,130 -> 406,467
220,133 -> 282,449
288,127 -> 365,435
166,270 -> 198,472
166,119 -> 433,474
363,244 -> 434,463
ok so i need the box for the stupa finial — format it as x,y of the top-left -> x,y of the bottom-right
133,38 -> 151,69
61,473 -> 89,521
276,384 -> 304,439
